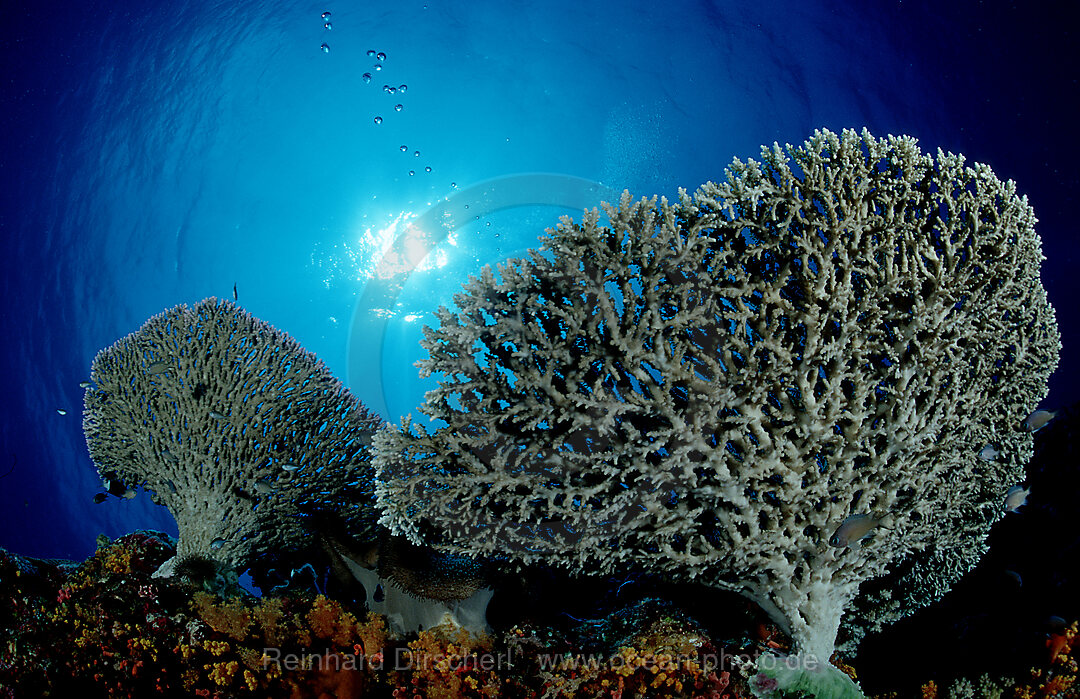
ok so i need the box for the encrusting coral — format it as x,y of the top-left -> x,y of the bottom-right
374,128 -> 1061,689
82,297 -> 383,574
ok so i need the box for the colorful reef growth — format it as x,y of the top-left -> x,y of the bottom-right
0,531 -> 390,698
2,532 -> 1076,697
0,530 -> 760,697
374,129 -> 1060,697
82,298 -> 383,578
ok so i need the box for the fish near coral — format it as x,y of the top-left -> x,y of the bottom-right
102,474 -> 136,499
829,514 -> 884,548
147,360 -> 170,375
1022,409 -> 1057,433
1004,485 -> 1030,513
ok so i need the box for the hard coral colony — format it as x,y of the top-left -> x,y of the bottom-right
0,129 -> 1063,698
374,129 -> 1059,692
82,298 -> 383,577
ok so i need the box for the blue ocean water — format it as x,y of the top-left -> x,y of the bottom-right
1,0 -> 1075,589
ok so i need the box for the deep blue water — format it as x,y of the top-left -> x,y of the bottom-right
1,0 -> 1076,586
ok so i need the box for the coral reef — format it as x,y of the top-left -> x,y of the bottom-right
2,130 -> 1066,698
0,531 -> 757,698
374,129 -> 1060,671
82,297 -> 383,573
0,531 -> 385,698
1,530 -> 1074,698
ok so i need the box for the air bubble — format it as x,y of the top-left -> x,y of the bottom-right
409,170 -> 415,176
394,104 -> 403,112
324,21 -> 332,30
367,50 -> 376,57
376,51 -> 386,61
373,116 -> 383,124
413,150 -> 420,157
398,84 -> 408,93
373,63 -> 382,71
400,145 -> 408,152
321,11 -> 331,19
425,166 -> 431,172
362,73 -> 372,83
450,182 -> 457,188
320,43 -> 330,53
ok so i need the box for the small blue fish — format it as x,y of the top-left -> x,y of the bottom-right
209,411 -> 228,420
79,381 -> 91,389
211,538 -> 228,550
161,449 -> 179,465
978,444 -> 999,461
56,409 -> 67,416
1005,570 -> 1023,587
281,463 -> 299,472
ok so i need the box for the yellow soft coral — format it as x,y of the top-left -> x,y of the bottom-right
192,591 -> 252,640
354,612 -> 389,665
207,659 -> 239,686
202,639 -> 231,657
252,597 -> 286,646
307,594 -> 360,646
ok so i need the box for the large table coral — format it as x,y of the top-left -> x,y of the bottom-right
374,129 -> 1061,682
83,297 -> 383,574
